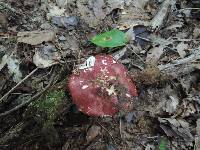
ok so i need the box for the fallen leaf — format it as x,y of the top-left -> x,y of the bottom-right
159,118 -> 193,140
52,16 -> 78,27
7,54 -> 22,83
77,0 -> 124,28
106,0 -> 124,10
33,44 -> 61,68
164,95 -> 179,114
145,144 -> 155,150
17,30 -> 55,45
193,27 -> 200,38
124,112 -> 135,123
77,0 -> 106,27
146,46 -> 164,65
47,4 -> 66,19
179,74 -> 198,94
176,43 -> 188,58
0,53 -> 22,83
56,0 -> 68,8
117,0 -> 151,30
91,29 -> 127,47
106,143 -> 116,150
0,12 -> 7,28
86,125 -> 101,143
113,47 -> 128,60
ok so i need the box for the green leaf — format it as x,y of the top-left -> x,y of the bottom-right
91,29 -> 127,48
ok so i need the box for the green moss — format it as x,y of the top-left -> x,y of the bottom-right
23,89 -> 65,145
23,89 -> 66,129
34,90 -> 65,121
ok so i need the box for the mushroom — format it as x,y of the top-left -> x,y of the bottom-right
68,55 -> 137,116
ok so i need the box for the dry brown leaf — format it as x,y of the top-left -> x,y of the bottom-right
86,125 -> 101,143
159,118 -> 193,140
118,1 -> 151,30
17,30 -> 55,45
0,12 -> 7,27
77,0 -> 106,27
33,44 -> 61,68
165,95 -> 179,114
193,27 -> 200,38
0,53 -> 22,83
176,43 -> 188,58
146,46 -> 164,65
77,0 -> 124,28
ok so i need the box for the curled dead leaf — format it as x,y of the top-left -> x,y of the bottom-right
17,30 -> 55,45
86,125 -> 101,143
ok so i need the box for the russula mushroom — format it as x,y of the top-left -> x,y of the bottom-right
68,55 -> 137,116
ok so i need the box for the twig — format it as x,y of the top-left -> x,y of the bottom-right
135,35 -> 151,42
158,48 -> 200,70
0,67 -> 56,117
172,38 -> 200,42
176,8 -> 200,12
128,45 -> 146,64
97,122 -> 117,147
0,68 -> 38,103
119,118 -> 123,139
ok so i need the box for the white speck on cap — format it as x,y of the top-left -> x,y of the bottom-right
82,85 -> 89,89
102,59 -> 107,65
126,93 -> 131,98
112,60 -> 116,64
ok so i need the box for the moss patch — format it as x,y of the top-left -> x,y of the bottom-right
34,90 -> 65,122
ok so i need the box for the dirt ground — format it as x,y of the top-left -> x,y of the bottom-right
0,0 -> 200,150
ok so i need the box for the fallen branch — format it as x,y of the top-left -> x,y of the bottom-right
134,47 -> 200,85
158,48 -> 200,71
0,67 -> 56,117
0,68 -> 38,103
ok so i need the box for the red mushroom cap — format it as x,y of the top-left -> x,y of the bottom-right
68,55 -> 137,116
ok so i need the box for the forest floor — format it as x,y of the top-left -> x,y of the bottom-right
0,0 -> 200,149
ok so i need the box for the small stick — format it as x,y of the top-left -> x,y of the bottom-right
97,122 -> 117,147
119,118 -> 123,139
158,48 -> 200,70
0,68 -> 38,103
0,68 -> 55,117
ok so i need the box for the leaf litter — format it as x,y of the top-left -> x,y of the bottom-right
0,0 -> 200,149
